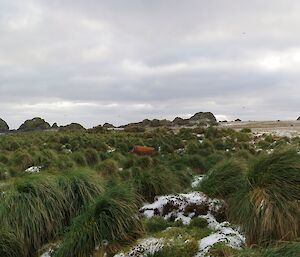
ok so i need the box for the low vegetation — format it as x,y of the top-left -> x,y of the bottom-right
200,147 -> 300,246
0,124 -> 299,256
53,185 -> 143,257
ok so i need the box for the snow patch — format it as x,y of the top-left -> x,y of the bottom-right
196,214 -> 245,257
191,175 -> 205,188
140,192 -> 224,222
25,166 -> 42,173
107,147 -> 116,153
114,238 -> 164,257
139,191 -> 245,257
40,252 -> 52,257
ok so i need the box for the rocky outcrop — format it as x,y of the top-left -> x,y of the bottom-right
141,119 -> 151,126
188,112 -> 217,123
157,119 -> 172,127
88,125 -> 104,133
120,112 -> 217,129
172,112 -> 217,126
59,123 -> 86,131
0,118 -> 9,133
122,118 -> 172,129
103,123 -> 114,129
51,123 -> 59,129
172,117 -> 189,126
18,117 -> 51,132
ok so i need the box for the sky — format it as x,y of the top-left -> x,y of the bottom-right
1,0 -> 300,129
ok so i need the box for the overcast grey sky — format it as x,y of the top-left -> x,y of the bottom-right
1,0 -> 300,128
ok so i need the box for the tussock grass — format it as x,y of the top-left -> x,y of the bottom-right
58,169 -> 104,216
0,228 -> 23,257
53,185 -> 143,257
229,148 -> 300,245
0,170 -> 104,257
71,151 -> 87,166
54,154 -> 75,170
200,158 -> 247,198
34,149 -> 58,168
84,148 -> 100,166
199,148 -> 300,246
10,150 -> 34,171
0,163 -> 9,180
96,159 -> 119,176
203,152 -> 227,171
0,174 -> 67,257
0,126 -> 299,254
234,241 -> 300,257
262,241 -> 300,257
132,167 -> 182,202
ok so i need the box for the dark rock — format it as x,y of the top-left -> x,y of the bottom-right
154,208 -> 160,216
121,111 -> 217,128
211,203 -> 227,223
123,118 -> 172,129
103,123 -> 114,129
189,112 -> 217,123
172,117 -> 189,126
0,118 -> 9,133
158,119 -> 172,127
173,112 -> 217,126
88,125 -> 104,133
51,123 -> 59,129
124,125 -> 145,133
18,117 -> 50,132
149,119 -> 160,127
141,119 -> 151,126
162,202 -> 179,216
59,123 -> 86,131
184,202 -> 209,216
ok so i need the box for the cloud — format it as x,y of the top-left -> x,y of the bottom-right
1,0 -> 300,128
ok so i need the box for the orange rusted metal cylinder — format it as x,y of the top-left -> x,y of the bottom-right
132,145 -> 156,155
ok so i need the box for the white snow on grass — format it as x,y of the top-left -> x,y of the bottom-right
25,166 -> 42,173
40,252 -> 52,257
39,248 -> 54,257
39,243 -> 58,257
138,189 -> 245,257
107,147 -> 116,153
196,213 -> 245,257
140,191 -> 224,224
191,175 -> 205,188
114,237 -> 164,257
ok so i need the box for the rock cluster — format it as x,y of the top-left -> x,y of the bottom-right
59,123 -> 86,131
122,111 -> 217,130
18,117 -> 50,132
0,118 -> 9,133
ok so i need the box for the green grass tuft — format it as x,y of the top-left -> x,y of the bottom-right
229,148 -> 300,245
143,216 -> 171,233
53,184 -> 143,257
199,158 -> 247,198
0,228 -> 23,257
